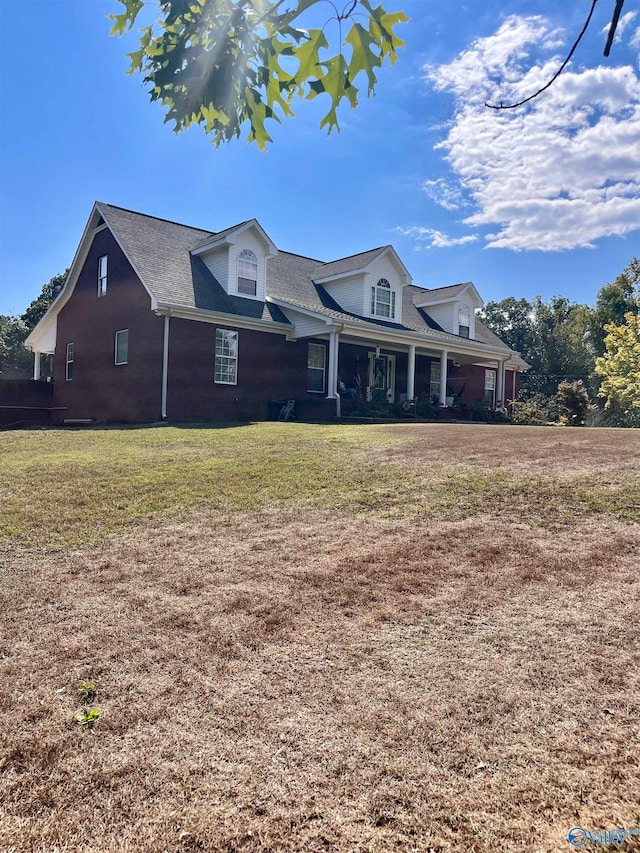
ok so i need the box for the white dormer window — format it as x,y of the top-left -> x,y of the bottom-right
238,249 -> 258,296
458,305 -> 470,338
371,278 -> 396,320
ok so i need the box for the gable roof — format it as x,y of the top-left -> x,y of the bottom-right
27,203 -> 524,365
314,246 -> 390,280
414,281 -> 483,308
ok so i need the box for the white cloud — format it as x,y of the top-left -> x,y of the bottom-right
600,10 -> 637,39
630,26 -> 640,50
397,227 -> 478,249
418,15 -> 640,252
421,178 -> 468,211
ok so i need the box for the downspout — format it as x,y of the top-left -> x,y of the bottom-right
161,313 -> 170,420
328,323 -> 344,418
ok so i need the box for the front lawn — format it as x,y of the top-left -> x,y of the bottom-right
1,423 -> 638,852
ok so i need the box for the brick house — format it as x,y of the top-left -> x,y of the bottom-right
24,203 -> 528,424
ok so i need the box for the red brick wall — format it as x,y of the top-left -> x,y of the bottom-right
53,229 -> 164,423
166,320 -> 333,422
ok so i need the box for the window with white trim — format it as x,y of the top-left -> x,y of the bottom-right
237,249 -> 258,296
458,305 -> 470,338
484,369 -> 496,405
429,361 -> 440,400
307,343 -> 326,393
371,278 -> 396,319
65,343 -> 74,381
215,329 -> 238,384
115,329 -> 129,365
98,256 -> 107,297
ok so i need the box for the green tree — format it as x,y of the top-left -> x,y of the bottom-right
0,316 -> 31,377
531,296 -> 594,395
111,0 -> 408,149
0,270 -> 68,378
478,297 -> 535,363
21,270 -> 67,331
589,258 -> 639,358
595,302 -> 640,415
480,295 -> 594,397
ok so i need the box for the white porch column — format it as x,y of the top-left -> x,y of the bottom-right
439,350 -> 448,406
33,351 -> 41,381
407,345 -> 416,401
327,329 -> 341,414
496,359 -> 506,406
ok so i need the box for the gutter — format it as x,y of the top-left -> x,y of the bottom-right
155,301 -> 292,336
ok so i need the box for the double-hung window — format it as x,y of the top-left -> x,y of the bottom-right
307,343 -> 326,393
65,343 -> 74,381
429,361 -> 441,400
237,249 -> 258,296
215,329 -> 238,384
115,330 -> 129,365
98,256 -> 107,297
458,305 -> 470,338
371,278 -> 396,319
484,369 -> 496,405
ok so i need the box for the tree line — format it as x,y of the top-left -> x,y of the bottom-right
478,258 -> 640,425
1,258 -> 638,423
0,270 -> 68,379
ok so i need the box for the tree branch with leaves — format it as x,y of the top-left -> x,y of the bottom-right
111,0 -> 408,149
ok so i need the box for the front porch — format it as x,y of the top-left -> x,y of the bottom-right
321,333 -> 517,417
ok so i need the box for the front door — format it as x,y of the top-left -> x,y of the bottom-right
368,352 -> 396,402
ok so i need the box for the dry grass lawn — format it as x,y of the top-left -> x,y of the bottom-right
1,423 -> 639,852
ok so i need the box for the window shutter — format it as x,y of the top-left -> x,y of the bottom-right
371,287 -> 376,314
391,291 -> 396,319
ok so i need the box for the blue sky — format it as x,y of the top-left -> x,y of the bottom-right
1,0 -> 639,316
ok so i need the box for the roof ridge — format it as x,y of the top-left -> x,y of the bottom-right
97,201 -> 218,236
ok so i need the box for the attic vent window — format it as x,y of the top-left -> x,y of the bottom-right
238,249 -> 258,296
458,305 -> 470,338
371,278 -> 395,320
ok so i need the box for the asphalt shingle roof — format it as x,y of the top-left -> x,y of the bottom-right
313,246 -> 390,280
96,203 -> 521,359
416,282 -> 473,300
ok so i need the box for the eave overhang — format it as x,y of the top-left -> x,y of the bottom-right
269,297 -> 519,361
314,246 -> 412,286
154,301 -> 293,338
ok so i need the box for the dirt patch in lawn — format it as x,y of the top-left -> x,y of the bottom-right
1,508 -> 639,852
381,423 -> 640,473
